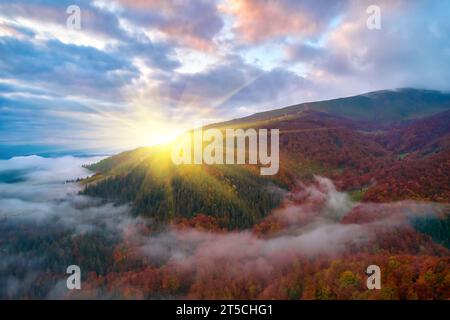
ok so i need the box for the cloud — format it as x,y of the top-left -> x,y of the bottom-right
151,55 -> 311,117
0,37 -> 139,100
139,223 -> 369,270
285,0 -> 450,93
0,155 -> 138,232
222,0 -> 347,44
0,89 -> 135,150
116,0 -> 224,51
0,0 -> 127,45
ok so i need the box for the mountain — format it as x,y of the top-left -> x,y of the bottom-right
82,89 -> 450,229
212,88 -> 450,126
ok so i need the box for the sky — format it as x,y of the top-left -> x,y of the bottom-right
0,0 -> 450,154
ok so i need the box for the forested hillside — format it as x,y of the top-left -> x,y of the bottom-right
82,90 -> 450,229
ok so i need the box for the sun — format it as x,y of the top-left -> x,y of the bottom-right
142,127 -> 185,147
93,116 -> 187,152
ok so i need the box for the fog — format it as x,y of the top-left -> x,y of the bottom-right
0,155 -> 139,298
136,177 -> 444,277
0,155 -> 139,232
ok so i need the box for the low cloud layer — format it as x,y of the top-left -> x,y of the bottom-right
0,155 -> 146,232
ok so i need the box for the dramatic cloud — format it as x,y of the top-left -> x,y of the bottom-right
152,55 -> 310,117
0,37 -> 138,100
285,0 -> 450,93
116,0 -> 224,51
222,0 -> 347,44
1,0 -> 450,152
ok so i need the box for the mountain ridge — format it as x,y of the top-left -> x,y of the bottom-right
82,88 -> 450,229
209,88 -> 450,128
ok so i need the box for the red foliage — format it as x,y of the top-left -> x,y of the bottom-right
173,214 -> 225,232
74,253 -> 449,300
